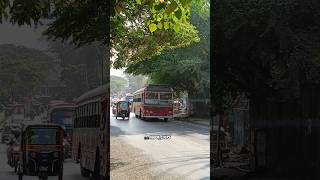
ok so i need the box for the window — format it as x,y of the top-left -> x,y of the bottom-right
160,93 -> 173,105
27,128 -> 60,145
145,92 -> 159,104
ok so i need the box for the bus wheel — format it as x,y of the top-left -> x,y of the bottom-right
80,165 -> 90,177
115,116 -> 117,119
58,170 -> 63,180
164,118 -> 168,122
18,173 -> 23,180
14,164 -> 17,173
92,149 -> 100,178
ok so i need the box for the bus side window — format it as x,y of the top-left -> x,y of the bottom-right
95,102 -> 98,128
86,104 -> 89,128
74,108 -> 77,128
88,103 -> 92,128
97,102 -> 101,128
81,105 -> 85,127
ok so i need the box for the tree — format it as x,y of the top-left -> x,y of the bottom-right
110,75 -> 128,96
125,2 -> 210,116
0,0 -> 208,65
124,73 -> 148,92
0,44 -> 53,102
213,0 -> 320,114
47,41 -> 106,97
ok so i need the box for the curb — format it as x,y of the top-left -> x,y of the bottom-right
174,117 -> 210,127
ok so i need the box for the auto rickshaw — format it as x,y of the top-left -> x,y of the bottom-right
17,123 -> 64,180
115,101 -> 130,120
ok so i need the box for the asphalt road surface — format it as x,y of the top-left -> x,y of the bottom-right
0,143 -> 94,180
111,110 -> 210,180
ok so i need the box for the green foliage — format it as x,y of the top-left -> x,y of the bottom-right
125,3 -> 209,96
213,0 -> 320,113
110,75 -> 128,95
125,73 -> 148,92
0,0 -> 205,64
47,41 -> 106,97
0,44 -> 52,101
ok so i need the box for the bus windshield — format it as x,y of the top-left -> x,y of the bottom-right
159,93 -> 172,105
145,92 -> 159,105
27,128 -> 60,145
51,110 -> 73,125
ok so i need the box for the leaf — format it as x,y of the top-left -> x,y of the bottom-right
175,9 -> 182,19
164,22 -> 170,30
149,23 -> 157,32
173,23 -> 180,32
157,22 -> 163,29
115,5 -> 122,13
154,3 -> 165,11
136,0 -> 141,5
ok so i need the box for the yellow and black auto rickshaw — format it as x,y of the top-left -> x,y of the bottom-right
17,123 -> 65,180
115,101 -> 130,120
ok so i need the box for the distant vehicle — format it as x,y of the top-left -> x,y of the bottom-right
48,103 -> 75,157
125,93 -> 134,102
132,84 -> 173,122
115,101 -> 130,120
72,85 -> 108,179
48,104 -> 74,135
17,123 -> 64,180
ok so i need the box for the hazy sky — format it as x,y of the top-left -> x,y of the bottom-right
0,21 -> 125,77
0,21 -> 48,50
111,68 -> 125,77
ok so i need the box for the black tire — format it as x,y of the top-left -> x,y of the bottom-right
18,173 -> 23,180
92,149 -> 100,179
80,165 -> 90,177
58,172 -> 63,180
80,152 -> 90,177
14,164 -> 17,173
135,114 -> 138,118
164,118 -> 168,122
115,116 -> 117,119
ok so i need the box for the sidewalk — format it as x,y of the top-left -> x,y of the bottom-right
174,116 -> 210,127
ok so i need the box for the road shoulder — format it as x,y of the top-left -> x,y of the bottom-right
110,135 -> 186,180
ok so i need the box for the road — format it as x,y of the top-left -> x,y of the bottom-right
0,143 -> 93,180
111,111 -> 210,180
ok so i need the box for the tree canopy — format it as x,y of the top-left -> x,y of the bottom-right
126,2 -> 210,96
0,0 -> 209,66
110,75 -> 128,96
0,44 -> 53,102
213,0 -> 320,113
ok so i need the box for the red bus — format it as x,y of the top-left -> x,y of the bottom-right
132,84 -> 173,122
72,85 -> 109,179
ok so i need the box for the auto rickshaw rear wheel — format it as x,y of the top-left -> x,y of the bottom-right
18,173 -> 23,180
14,164 -> 17,173
58,172 -> 63,180
80,165 -> 90,177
